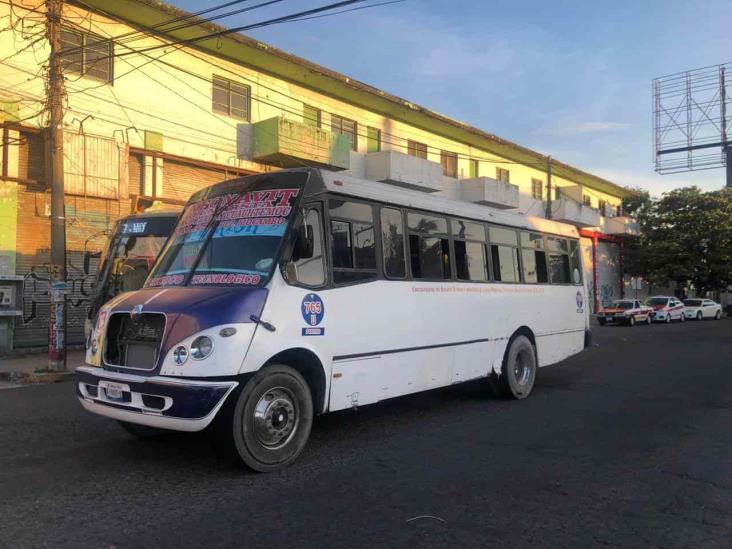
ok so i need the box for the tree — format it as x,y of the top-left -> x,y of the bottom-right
622,186 -> 732,294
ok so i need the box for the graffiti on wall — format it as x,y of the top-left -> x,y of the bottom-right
21,251 -> 100,327
599,284 -> 615,308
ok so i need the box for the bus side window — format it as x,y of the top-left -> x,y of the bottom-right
407,212 -> 451,280
289,208 -> 326,287
452,219 -> 488,281
547,237 -> 570,284
568,239 -> 582,285
489,226 -> 519,282
328,199 -> 377,285
520,231 -> 548,283
381,207 -> 406,278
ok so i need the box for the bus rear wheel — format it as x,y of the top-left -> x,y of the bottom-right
492,335 -> 536,400
231,364 -> 313,473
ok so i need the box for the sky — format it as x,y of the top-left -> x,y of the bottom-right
172,0 -> 732,196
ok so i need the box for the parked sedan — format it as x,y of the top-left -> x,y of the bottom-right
646,296 -> 686,323
683,298 -> 723,320
597,299 -> 654,326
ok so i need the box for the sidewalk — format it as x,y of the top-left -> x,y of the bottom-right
0,350 -> 85,384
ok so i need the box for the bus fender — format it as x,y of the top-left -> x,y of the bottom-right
257,347 -> 329,415
493,326 -> 536,375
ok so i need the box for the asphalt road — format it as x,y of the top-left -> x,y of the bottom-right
1,320 -> 730,548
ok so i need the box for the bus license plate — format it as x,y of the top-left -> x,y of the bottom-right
100,381 -> 129,401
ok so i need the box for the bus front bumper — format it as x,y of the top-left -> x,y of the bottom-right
75,366 -> 238,432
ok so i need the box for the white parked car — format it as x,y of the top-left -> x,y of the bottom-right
682,298 -> 723,320
646,296 -> 686,323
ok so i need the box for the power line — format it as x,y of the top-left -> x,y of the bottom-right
64,15 -> 538,170
59,0 -> 541,169
64,0 -> 285,56
101,0 -> 370,61
5,2 -> 571,177
280,0 -> 405,23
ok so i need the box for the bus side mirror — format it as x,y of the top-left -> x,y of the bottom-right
83,250 -> 101,274
293,224 -> 314,260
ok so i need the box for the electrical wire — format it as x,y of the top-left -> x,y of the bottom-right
59,1 -> 540,169
63,0 -> 285,56
3,1 -> 620,189
98,0 -> 370,61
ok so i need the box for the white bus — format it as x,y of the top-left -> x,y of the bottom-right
76,168 -> 590,472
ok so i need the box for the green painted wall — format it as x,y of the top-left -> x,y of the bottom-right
0,181 -> 18,275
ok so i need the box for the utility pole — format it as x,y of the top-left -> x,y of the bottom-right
545,155 -> 552,219
46,0 -> 66,372
722,67 -> 731,188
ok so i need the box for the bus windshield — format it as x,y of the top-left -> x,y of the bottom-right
147,177 -> 304,288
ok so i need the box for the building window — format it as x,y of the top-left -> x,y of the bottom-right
469,158 -> 479,178
531,178 -> 543,200
407,140 -> 428,159
330,114 -> 357,151
303,104 -> 321,128
582,194 -> 592,207
496,167 -> 510,183
599,199 -> 607,216
367,126 -> 381,153
61,29 -> 113,83
63,133 -> 121,198
441,151 -> 458,178
212,76 -> 250,120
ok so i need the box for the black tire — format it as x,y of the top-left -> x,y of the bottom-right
665,314 -> 671,324
628,315 -> 636,327
598,318 -> 606,326
680,312 -> 685,323
697,311 -> 702,321
646,314 -> 652,326
491,335 -> 537,400
715,310 -> 721,320
230,364 -> 313,472
118,421 -> 169,439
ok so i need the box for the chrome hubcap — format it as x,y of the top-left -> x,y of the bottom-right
513,350 -> 532,386
253,387 -> 298,449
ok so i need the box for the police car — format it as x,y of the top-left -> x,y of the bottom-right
596,299 -> 654,326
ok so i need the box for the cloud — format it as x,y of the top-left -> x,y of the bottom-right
541,121 -> 631,136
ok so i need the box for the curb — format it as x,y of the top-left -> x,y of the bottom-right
0,370 -> 75,385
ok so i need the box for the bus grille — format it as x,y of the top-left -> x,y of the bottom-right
104,312 -> 165,370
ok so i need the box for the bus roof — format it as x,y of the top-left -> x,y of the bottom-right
117,210 -> 180,223
313,169 -> 580,239
193,168 -> 582,239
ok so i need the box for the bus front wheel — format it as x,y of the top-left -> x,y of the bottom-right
231,364 -> 313,473
491,335 -> 537,400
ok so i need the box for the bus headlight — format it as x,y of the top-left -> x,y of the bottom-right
190,336 -> 214,360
